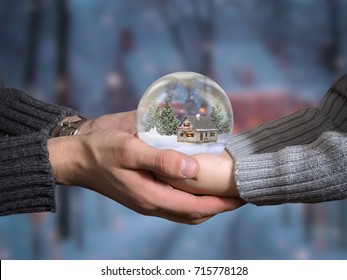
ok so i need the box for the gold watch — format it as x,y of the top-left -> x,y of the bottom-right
51,115 -> 88,137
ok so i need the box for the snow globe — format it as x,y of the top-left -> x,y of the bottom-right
136,72 -> 233,155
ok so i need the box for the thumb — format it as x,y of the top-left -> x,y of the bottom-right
127,141 -> 199,178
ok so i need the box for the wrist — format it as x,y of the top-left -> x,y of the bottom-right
47,136 -> 88,186
220,150 -> 239,197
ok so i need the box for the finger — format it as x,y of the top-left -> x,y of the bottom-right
154,174 -> 200,195
124,140 -> 199,179
180,195 -> 245,216
152,196 -> 245,225
158,214 -> 213,225
109,177 -> 213,225
150,183 -> 245,221
119,170 -> 243,224
133,205 -> 213,225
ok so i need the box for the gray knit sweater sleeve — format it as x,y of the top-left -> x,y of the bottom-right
0,86 -> 77,215
225,75 -> 347,205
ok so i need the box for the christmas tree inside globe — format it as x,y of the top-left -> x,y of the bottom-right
136,72 -> 233,155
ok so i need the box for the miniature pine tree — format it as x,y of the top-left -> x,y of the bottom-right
157,97 -> 179,135
144,101 -> 160,131
210,101 -> 231,134
221,119 -> 231,134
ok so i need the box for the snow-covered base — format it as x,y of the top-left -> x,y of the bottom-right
139,130 -> 232,155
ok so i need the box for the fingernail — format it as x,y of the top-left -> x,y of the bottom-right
180,157 -> 197,178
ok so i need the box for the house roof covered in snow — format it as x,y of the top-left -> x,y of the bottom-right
179,116 -> 217,131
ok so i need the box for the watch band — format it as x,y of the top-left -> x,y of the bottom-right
51,115 -> 88,137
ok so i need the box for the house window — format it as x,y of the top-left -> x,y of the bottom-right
183,123 -> 190,127
187,133 -> 194,138
205,133 -> 207,137
180,133 -> 184,137
210,132 -> 215,137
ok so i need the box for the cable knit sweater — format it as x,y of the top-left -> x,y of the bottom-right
0,85 -> 76,215
226,74 -> 347,205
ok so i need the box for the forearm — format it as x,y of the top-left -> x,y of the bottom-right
226,107 -> 331,157
0,87 -> 76,136
0,133 -> 56,216
233,131 -> 347,205
0,132 -> 92,216
226,75 -> 347,158
226,75 -> 347,205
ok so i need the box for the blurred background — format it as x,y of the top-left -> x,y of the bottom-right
1,0 -> 347,259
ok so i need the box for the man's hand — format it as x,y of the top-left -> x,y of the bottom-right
156,150 -> 241,198
78,111 -> 137,135
47,130 -> 243,224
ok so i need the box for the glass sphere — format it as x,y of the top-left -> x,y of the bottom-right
136,72 -> 233,155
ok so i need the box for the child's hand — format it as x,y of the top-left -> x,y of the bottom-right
156,150 -> 240,198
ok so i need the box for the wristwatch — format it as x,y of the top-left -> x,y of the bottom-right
51,115 -> 88,137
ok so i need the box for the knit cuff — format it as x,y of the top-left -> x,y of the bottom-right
233,131 -> 347,205
0,87 -> 77,136
0,132 -> 56,215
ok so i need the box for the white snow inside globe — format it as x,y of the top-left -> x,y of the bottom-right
136,72 -> 233,155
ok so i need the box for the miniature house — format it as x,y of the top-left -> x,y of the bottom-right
177,114 -> 218,143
